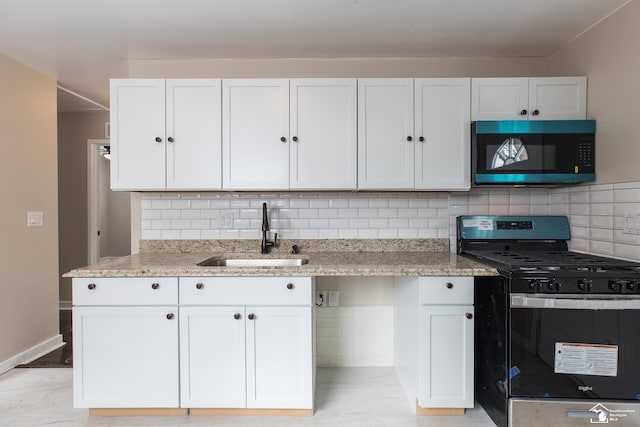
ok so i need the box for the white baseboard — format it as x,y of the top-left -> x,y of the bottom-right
0,334 -> 64,375
59,301 -> 72,310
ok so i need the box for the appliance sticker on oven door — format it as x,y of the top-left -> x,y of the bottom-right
554,342 -> 618,377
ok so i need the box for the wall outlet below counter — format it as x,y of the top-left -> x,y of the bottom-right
328,290 -> 339,307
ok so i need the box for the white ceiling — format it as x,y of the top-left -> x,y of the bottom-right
0,0 -> 630,112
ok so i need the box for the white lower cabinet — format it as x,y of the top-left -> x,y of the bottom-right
394,276 -> 474,412
73,276 -> 313,411
179,306 -> 247,408
179,277 -> 315,410
419,304 -> 474,408
72,278 -> 180,408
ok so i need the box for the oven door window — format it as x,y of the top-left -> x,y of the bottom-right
509,298 -> 640,399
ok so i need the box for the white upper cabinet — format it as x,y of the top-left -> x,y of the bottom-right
166,80 -> 222,190
471,76 -> 586,121
110,79 -> 166,190
528,77 -> 587,120
110,79 -> 222,191
415,78 -> 471,190
222,79 -> 290,190
358,78 -> 470,190
358,79 -> 415,190
290,79 -> 357,190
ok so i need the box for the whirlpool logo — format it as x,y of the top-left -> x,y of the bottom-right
579,385 -> 594,392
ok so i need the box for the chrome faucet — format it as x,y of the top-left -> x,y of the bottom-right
261,202 -> 277,254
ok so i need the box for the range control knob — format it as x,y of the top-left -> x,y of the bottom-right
577,279 -> 591,292
528,279 -> 538,291
608,280 -> 622,293
626,281 -> 637,292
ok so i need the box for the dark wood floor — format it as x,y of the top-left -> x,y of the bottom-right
16,310 -> 72,368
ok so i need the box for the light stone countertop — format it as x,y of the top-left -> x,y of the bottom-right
64,239 -> 498,278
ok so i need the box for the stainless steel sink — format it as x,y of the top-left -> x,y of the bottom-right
197,257 -> 309,267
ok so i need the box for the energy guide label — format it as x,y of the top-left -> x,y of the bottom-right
554,342 -> 618,377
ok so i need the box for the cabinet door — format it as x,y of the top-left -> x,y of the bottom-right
528,77 -> 587,120
415,78 -> 470,190
166,79 -> 222,190
179,306 -> 246,408
290,79 -> 357,190
358,79 -> 415,189
471,77 -> 528,121
110,79 -> 166,190
222,79 -> 290,190
72,306 -> 179,408
419,305 -> 474,408
246,306 -> 313,409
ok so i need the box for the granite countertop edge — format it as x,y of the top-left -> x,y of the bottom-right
64,239 -> 499,278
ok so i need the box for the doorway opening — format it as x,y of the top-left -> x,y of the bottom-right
87,139 -> 131,264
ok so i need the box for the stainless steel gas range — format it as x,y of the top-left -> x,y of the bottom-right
457,215 -> 640,427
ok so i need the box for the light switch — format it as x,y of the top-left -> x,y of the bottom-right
27,211 -> 44,227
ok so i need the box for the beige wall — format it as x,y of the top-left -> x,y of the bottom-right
0,53 -> 59,363
128,56 -> 548,79
548,1 -> 640,184
57,111 -> 110,302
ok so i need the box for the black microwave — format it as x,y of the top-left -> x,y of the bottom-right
471,120 -> 595,186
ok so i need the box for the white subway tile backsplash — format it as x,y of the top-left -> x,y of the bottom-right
489,193 -> 509,205
590,228 -> 613,242
389,218 -> 409,228
509,205 -> 530,215
139,185 -> 640,262
171,200 -> 191,209
389,198 -> 409,208
357,208 -> 377,218
614,188 -> 640,203
590,240 -> 614,257
614,181 -> 640,190
151,199 -> 171,209
398,229 -> 418,238
529,205 -> 549,215
161,230 -> 181,239
379,229 -> 399,238
614,243 -> 640,261
398,208 -> 418,219
570,204 -> 590,216
348,198 -> 369,208
489,204 -> 509,215
590,216 -> 613,229
570,215 -> 589,227
377,208 -> 398,218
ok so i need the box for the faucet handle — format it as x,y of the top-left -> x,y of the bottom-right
291,244 -> 299,254
273,233 -> 278,246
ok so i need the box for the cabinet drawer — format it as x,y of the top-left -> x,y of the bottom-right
420,277 -> 474,305
180,277 -> 313,306
73,278 -> 178,306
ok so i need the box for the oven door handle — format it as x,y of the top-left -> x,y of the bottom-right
511,294 -> 640,310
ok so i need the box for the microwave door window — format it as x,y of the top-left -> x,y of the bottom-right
491,137 -> 528,169
486,136 -> 544,171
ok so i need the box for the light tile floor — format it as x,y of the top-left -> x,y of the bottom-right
0,367 -> 496,427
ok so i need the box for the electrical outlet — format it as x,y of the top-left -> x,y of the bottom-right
315,290 -> 327,307
220,212 -> 234,228
623,213 -> 640,235
328,290 -> 339,307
